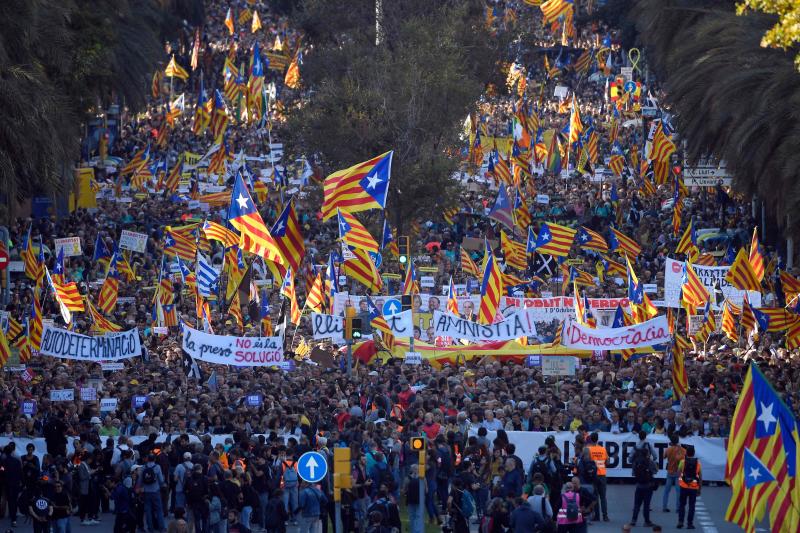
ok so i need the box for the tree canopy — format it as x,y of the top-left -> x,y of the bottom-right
281,0 -> 509,233
0,0 -> 203,203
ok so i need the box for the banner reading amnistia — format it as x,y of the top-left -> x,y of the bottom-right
181,324 -> 288,367
431,309 -> 538,342
39,325 -> 142,361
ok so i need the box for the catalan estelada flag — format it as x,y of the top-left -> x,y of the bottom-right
402,260 -> 418,296
725,248 -> 762,292
540,0 -> 573,24
322,151 -> 393,220
447,276 -> 459,315
224,7 -> 235,35
501,230 -> 527,271
280,267 -> 302,325
337,209 -> 379,253
272,201 -> 306,272
343,247 -> 382,291
676,220 -> 699,260
305,272 -> 324,314
202,220 -> 239,248
0,321 -> 11,367
97,253 -> 120,315
514,190 -> 532,230
228,172 -> 284,265
693,303 -> 717,343
163,227 -> 196,262
649,121 -> 676,163
609,228 -> 641,258
87,300 -> 122,333
22,226 -> 39,280
164,55 -> 189,81
478,244 -> 503,325
725,363 -> 800,532
722,300 -> 739,342
210,90 -> 229,143
532,221 -> 575,257
575,226 -> 608,252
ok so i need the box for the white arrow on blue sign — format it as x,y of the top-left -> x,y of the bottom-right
383,299 -> 401,316
297,451 -> 328,483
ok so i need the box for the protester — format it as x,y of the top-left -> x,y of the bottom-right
677,446 -> 702,529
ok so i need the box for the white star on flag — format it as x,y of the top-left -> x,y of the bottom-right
748,466 -> 762,481
757,402 -> 777,433
236,193 -> 249,210
365,173 -> 382,189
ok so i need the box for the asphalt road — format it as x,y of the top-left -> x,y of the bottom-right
0,484 -> 754,533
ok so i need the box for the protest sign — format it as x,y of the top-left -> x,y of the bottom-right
663,258 -> 761,309
53,237 -> 82,257
101,362 -> 125,371
404,351 -> 422,365
21,400 -> 37,415
50,389 -> 74,402
100,398 -> 118,412
333,293 -> 478,316
119,230 -> 148,253
39,325 -> 142,361
311,310 -> 415,340
541,356 -> 577,376
132,395 -> 148,409
561,315 -> 671,350
431,309 -> 537,342
80,387 -> 97,401
246,394 -> 263,407
181,324 -> 287,367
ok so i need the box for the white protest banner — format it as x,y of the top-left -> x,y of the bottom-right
473,431 -> 726,481
54,237 -> 82,257
311,310 -> 415,340
431,309 -> 537,342
50,389 -> 74,402
663,258 -> 760,309
561,315 -> 671,350
100,398 -> 118,412
311,313 -> 345,342
181,324 -> 287,367
420,276 -> 435,288
39,326 -> 142,361
502,296 -> 630,321
101,362 -> 125,371
119,230 -> 148,253
541,356 -> 576,376
333,293 -> 478,316
80,387 -> 97,401
535,194 -> 550,205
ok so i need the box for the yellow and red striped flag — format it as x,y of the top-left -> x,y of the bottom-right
337,209 -> 379,253
87,300 -> 122,333
478,245 -> 503,325
749,228 -> 765,282
164,56 -> 189,81
203,220 -> 239,248
305,272 -> 324,314
272,201 -> 306,273
402,261 -> 419,296
96,254 -> 120,315
501,230 -> 527,271
540,0 -> 573,24
532,221 -> 576,257
671,335 -> 689,399
321,152 -> 393,220
609,228 -> 641,258
163,227 -> 197,262
681,262 -> 710,308
280,268 -> 302,325
676,220 -> 699,260
461,248 -> 480,277
721,301 -> 739,342
725,248 -> 762,292
649,121 -> 675,163
781,270 -> 800,305
0,323 -> 11,368
228,173 -> 285,265
343,248 -> 383,291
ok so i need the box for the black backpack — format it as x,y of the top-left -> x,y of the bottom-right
682,458 -> 698,483
529,457 -> 551,484
580,458 -> 597,483
633,458 -> 653,484
142,465 -> 157,485
564,493 -> 579,521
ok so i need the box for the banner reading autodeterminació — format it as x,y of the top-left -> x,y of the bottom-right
561,315 -> 671,350
431,309 -> 538,342
181,324 -> 287,367
39,325 -> 141,361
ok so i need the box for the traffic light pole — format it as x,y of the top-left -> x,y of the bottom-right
346,339 -> 353,376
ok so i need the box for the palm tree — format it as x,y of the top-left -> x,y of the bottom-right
629,0 -> 800,236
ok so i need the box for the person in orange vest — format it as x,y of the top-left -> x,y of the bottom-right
676,445 -> 702,530
586,432 -> 609,522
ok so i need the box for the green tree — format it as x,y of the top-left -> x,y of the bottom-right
0,0 -> 202,203
737,0 -> 800,70
281,0 -> 509,233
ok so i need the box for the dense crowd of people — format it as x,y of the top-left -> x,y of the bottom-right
0,1 -> 798,533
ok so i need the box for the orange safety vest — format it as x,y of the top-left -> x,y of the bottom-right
678,459 -> 701,490
587,444 -> 608,476
233,458 -> 247,472
219,453 -> 229,470
280,460 -> 297,488
390,404 -> 404,419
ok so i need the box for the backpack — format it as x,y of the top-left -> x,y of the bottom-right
185,473 -> 204,501
580,458 -> 597,483
367,499 -> 391,525
142,465 -> 157,485
564,493 -> 579,521
461,491 -> 476,519
682,457 -> 698,483
529,457 -> 551,484
479,516 -> 494,533
283,463 -> 299,487
633,458 -> 653,484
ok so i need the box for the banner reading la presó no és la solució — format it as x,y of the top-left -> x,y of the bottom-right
181,324 -> 289,367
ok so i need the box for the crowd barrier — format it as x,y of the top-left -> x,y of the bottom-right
1,431 -> 727,482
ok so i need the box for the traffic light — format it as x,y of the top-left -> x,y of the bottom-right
398,236 -> 410,264
410,437 -> 426,451
351,318 -> 362,339
344,306 -> 356,341
401,295 -> 412,312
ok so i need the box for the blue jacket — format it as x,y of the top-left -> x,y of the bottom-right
510,505 -> 544,533
501,468 -> 524,498
298,486 -> 327,518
